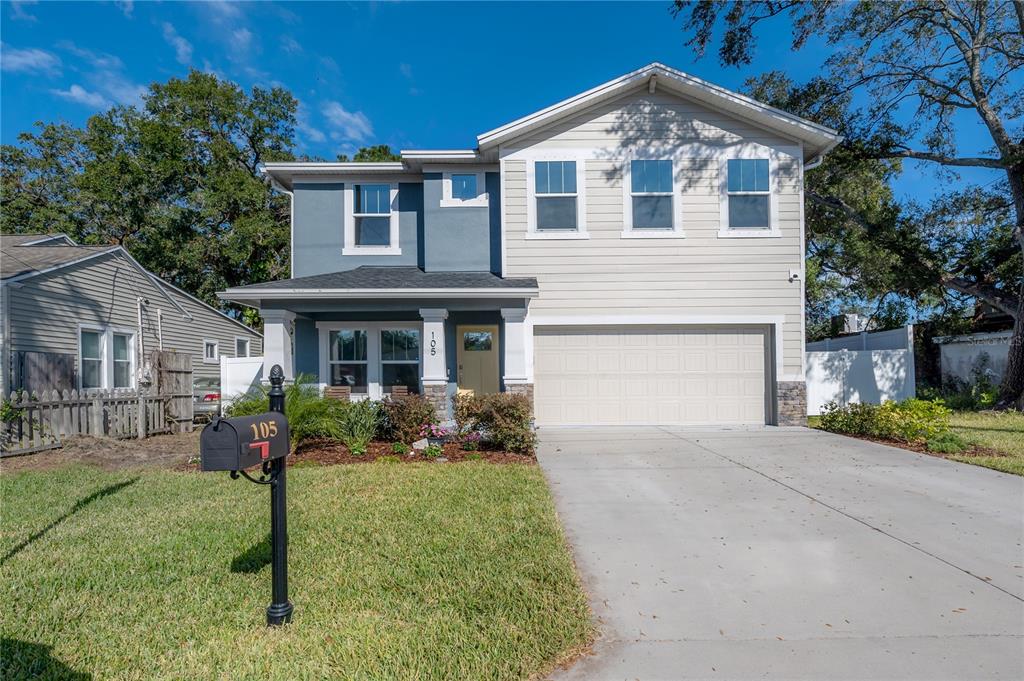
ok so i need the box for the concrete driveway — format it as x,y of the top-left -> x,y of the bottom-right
539,427 -> 1024,680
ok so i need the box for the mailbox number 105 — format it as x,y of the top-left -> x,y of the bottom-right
250,420 -> 279,440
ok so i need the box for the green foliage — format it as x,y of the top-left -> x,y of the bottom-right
470,393 -> 537,454
424,444 -> 444,459
461,441 -> 479,452
376,455 -> 401,464
227,374 -> 347,448
337,399 -> 380,455
336,144 -> 401,162
819,398 -> 951,443
464,452 -> 484,461
926,432 -> 969,455
390,442 -> 410,455
380,394 -> 436,444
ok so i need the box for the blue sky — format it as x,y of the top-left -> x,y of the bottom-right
0,1 -> 998,200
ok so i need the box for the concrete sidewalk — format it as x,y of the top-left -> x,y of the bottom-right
539,427 -> 1024,680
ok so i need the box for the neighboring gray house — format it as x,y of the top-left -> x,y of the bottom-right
0,233 -> 262,395
221,63 -> 841,426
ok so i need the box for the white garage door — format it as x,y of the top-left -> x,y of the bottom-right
534,326 -> 769,426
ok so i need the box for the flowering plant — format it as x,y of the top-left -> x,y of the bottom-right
462,431 -> 482,444
419,423 -> 451,440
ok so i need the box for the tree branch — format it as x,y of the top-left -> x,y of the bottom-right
943,275 -> 1020,318
883,149 -> 1007,168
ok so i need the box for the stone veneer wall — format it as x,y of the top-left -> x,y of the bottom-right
776,381 -> 807,426
422,383 -> 448,421
505,383 -> 535,415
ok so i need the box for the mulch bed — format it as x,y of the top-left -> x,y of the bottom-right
830,431 -> 1008,462
177,440 -> 534,471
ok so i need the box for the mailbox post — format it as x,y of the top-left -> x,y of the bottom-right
198,364 -> 293,626
265,365 -> 293,626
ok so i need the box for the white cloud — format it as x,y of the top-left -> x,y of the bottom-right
50,84 -> 109,108
296,102 -> 325,144
321,101 -> 373,143
57,41 -> 124,71
162,23 -> 193,64
203,0 -> 243,23
1,44 -> 61,76
115,1 -> 133,18
399,63 -> 413,80
54,42 -> 145,107
280,36 -> 302,55
318,56 -> 339,73
229,28 -> 253,55
9,0 -> 38,22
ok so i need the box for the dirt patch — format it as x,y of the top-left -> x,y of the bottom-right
1,431 -> 200,473
828,431 -> 1009,461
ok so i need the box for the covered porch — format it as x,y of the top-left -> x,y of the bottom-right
220,267 -> 538,417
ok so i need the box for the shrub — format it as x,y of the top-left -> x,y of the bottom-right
338,399 -> 380,455
473,393 -> 536,454
461,431 -> 481,451
228,374 -> 347,449
381,394 -> 436,444
926,432 -> 969,454
419,423 -> 451,441
377,455 -> 401,464
464,451 -> 484,461
391,442 -> 410,455
453,392 -> 479,436
819,398 -> 951,444
424,443 -> 444,458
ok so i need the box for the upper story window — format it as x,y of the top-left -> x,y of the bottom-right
723,159 -> 774,234
343,181 -> 401,255
235,337 -> 251,357
203,339 -> 219,364
623,159 -> 681,236
535,160 -> 578,231
440,170 -> 488,207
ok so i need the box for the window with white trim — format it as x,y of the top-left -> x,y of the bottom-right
80,330 -> 103,389
235,337 -> 250,357
451,174 -> 476,201
380,328 -> 420,394
440,171 -> 488,207
328,329 -> 369,394
353,184 -> 392,246
629,160 -> 674,229
112,333 -> 132,388
534,160 -> 578,231
726,159 -> 770,229
203,339 -> 219,363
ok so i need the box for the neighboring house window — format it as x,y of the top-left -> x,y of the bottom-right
440,171 -> 488,207
535,160 -> 578,231
380,329 -> 420,394
343,182 -> 401,255
629,160 -> 674,230
726,159 -> 771,229
80,330 -> 103,390
354,184 -> 391,246
112,333 -> 132,388
204,340 -> 219,364
328,329 -> 368,394
235,338 -> 250,357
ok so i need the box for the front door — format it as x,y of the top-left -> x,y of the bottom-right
456,325 -> 500,395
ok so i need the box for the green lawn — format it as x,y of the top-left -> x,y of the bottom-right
947,410 -> 1024,476
0,463 -> 593,680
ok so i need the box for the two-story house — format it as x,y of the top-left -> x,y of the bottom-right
221,63 -> 841,427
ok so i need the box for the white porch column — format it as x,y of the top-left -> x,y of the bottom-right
419,308 -> 448,384
500,308 -> 530,384
261,309 -> 296,381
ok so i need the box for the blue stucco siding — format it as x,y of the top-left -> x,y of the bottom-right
422,172 -> 501,273
293,317 -> 320,377
291,181 -> 423,278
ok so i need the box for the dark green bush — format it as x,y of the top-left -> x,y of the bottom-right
819,398 -> 951,443
391,442 -> 410,455
228,374 -> 347,448
380,394 -> 436,444
472,393 -> 536,454
926,432 -> 969,454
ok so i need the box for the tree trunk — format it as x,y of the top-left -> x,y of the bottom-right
996,285 -> 1024,409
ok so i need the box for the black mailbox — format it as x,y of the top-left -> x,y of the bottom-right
200,413 -> 290,471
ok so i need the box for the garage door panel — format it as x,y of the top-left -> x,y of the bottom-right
535,326 -> 768,426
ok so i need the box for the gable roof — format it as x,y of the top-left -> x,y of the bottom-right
476,62 -> 842,161
1,234 -> 120,281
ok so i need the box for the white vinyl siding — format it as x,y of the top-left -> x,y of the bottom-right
501,88 -> 805,377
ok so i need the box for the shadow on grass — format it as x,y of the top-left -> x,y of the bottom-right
1,638 -> 91,680
1,478 -> 138,567
231,533 -> 271,573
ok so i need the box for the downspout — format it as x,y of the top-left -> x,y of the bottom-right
804,154 -> 825,170
157,309 -> 164,350
268,175 -> 295,279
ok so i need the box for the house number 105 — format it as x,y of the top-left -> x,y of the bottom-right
429,331 -> 437,356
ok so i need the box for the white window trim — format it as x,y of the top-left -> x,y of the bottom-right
316,321 -> 423,400
343,181 -> 402,256
234,336 -> 251,357
203,338 -> 220,364
525,158 -> 588,239
719,155 -> 780,238
440,170 -> 489,208
77,324 -> 136,391
621,158 -> 685,239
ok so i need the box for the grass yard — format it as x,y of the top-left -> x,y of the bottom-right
947,410 -> 1024,476
0,463 -> 593,680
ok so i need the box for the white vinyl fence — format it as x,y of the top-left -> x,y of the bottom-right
220,356 -> 263,406
805,325 -> 916,416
